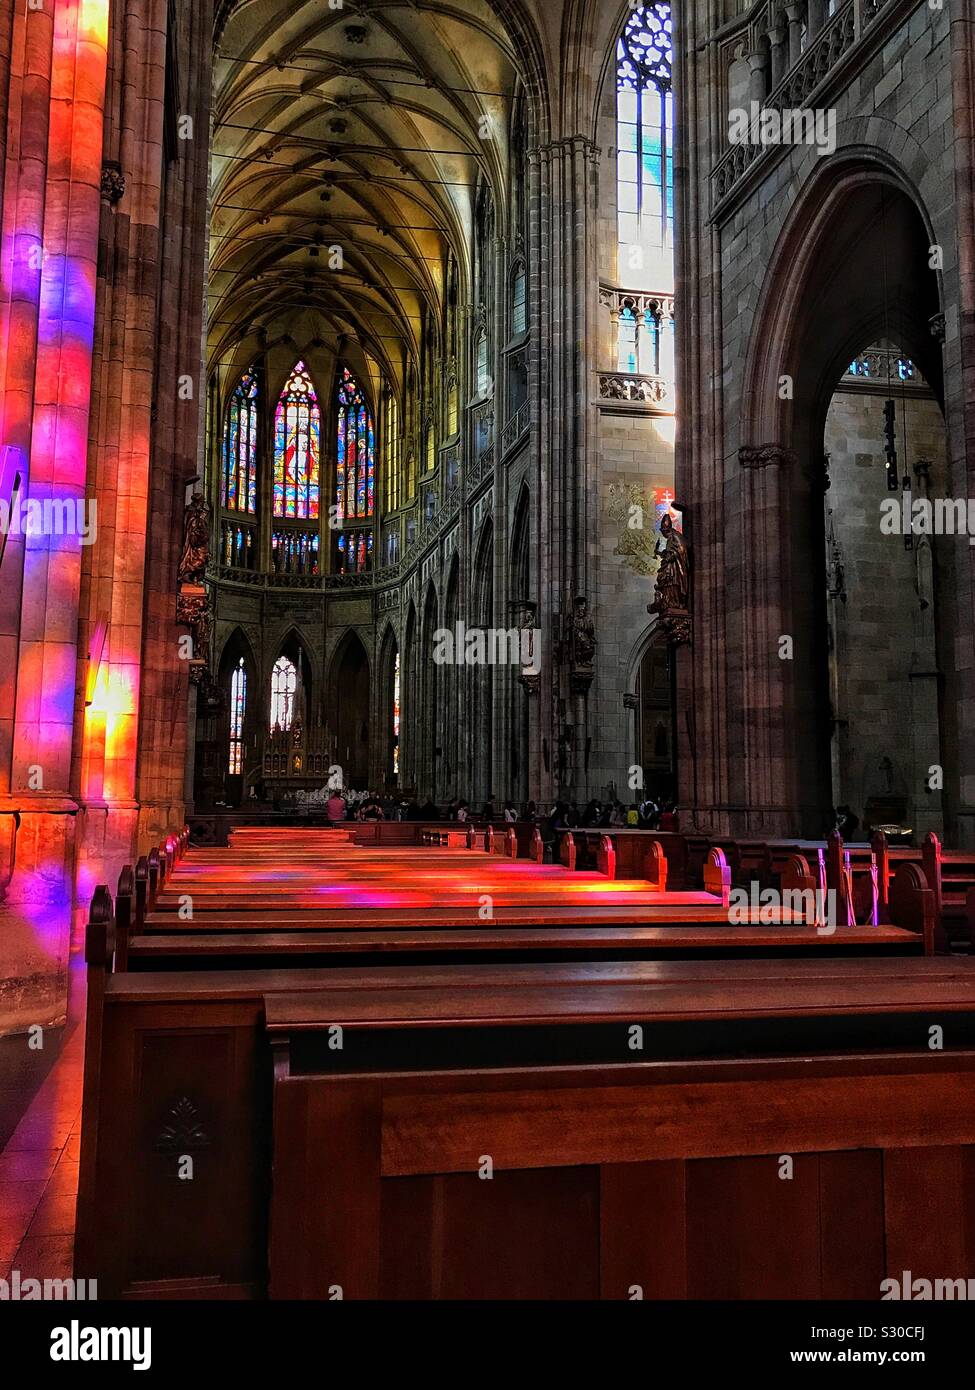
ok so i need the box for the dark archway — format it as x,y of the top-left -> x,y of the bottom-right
328,631 -> 370,789
378,624 -> 400,791
509,486 -> 531,805
202,628 -> 259,807
471,521 -> 495,806
419,584 -> 439,799
738,164 -> 943,833
441,557 -> 461,801
401,602 -> 418,792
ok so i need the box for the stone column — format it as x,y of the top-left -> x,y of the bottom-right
531,135 -> 598,803
806,0 -> 827,37
785,4 -> 804,68
735,445 -> 802,836
768,24 -> 787,87
746,50 -> 768,105
0,0 -> 109,1034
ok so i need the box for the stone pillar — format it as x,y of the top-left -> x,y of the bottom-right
807,0 -> 827,37
746,50 -> 768,105
0,0 -> 109,1033
734,445 -> 797,835
768,24 -> 787,87
785,4 -> 803,68
531,135 -> 598,804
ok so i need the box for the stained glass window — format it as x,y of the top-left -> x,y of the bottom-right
222,371 -> 258,513
619,307 -> 638,373
512,264 -> 527,336
383,393 -> 400,512
270,656 -> 298,731
273,362 -> 320,520
617,4 -> 673,279
336,530 -> 373,575
335,367 -> 375,522
228,658 -> 246,774
392,650 -> 400,776
221,521 -> 256,569
271,529 -> 319,576
476,330 -> 490,397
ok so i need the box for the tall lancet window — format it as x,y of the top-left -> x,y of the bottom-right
270,656 -> 298,731
273,362 -> 320,519
222,370 -> 258,513
335,367 -> 374,573
228,658 -> 246,774
617,3 -> 673,287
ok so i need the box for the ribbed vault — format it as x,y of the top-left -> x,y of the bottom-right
208,1 -> 524,397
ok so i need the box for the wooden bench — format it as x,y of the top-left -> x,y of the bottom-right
923,833 -> 975,949
75,919 -> 975,1300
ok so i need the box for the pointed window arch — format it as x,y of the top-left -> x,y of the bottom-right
617,4 -> 673,279
228,657 -> 247,774
512,262 -> 527,336
222,370 -> 258,513
270,656 -> 298,731
273,361 -> 320,520
336,367 -> 375,521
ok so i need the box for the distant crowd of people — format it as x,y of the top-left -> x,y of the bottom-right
322,789 -> 680,833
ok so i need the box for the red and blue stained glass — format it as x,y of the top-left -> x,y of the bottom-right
336,367 -> 375,522
228,658 -> 246,774
223,371 -> 258,513
274,361 -> 320,519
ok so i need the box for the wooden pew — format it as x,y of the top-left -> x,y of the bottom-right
922,833 -> 975,949
702,847 -> 731,909
559,830 -> 577,872
596,834 -> 615,880
75,918 -> 975,1299
889,862 -> 941,956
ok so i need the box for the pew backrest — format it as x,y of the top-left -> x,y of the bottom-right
596,835 -> 616,880
703,848 -> 731,908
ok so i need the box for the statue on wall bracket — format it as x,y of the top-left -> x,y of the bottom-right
177,490 -> 213,682
568,595 -> 596,695
516,601 -> 541,696
648,510 -> 691,646
178,491 -> 211,586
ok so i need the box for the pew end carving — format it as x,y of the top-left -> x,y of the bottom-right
703,848 -> 731,908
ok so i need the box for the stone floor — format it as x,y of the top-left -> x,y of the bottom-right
0,956 -> 85,1286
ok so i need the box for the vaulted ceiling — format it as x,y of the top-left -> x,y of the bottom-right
208,1 -> 524,396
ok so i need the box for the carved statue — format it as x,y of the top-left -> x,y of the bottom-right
648,512 -> 691,645
178,492 -> 211,586
570,596 -> 595,667
650,512 -> 688,613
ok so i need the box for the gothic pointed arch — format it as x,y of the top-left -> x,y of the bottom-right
327,630 -> 371,789
378,622 -> 401,788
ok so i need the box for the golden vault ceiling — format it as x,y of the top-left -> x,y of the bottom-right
208,1 -> 524,396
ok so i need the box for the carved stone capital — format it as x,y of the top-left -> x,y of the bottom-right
738,443 -> 797,470
568,666 -> 594,696
100,162 -> 126,206
656,609 -> 692,647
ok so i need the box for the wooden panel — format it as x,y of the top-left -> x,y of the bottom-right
687,1154 -> 823,1298
269,1076 -> 382,1299
381,1065 -> 975,1175
599,1161 -> 687,1299
884,1145 -> 975,1283
84,1001 -> 266,1298
819,1149 -> 885,1298
379,1169 -> 599,1300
